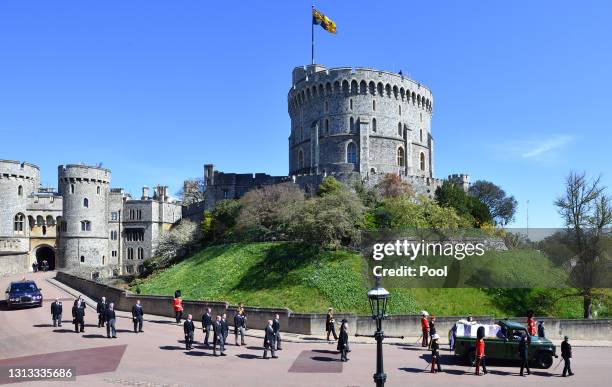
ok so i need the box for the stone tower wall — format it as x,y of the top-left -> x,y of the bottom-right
57,164 -> 111,270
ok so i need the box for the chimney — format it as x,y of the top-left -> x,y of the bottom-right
142,186 -> 149,200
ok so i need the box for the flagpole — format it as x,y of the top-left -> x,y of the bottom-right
311,4 -> 315,65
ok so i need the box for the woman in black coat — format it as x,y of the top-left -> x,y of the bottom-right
337,319 -> 349,362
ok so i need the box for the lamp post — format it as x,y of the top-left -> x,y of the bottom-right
367,277 -> 389,387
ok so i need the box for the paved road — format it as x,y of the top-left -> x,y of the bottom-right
1,272 -> 610,387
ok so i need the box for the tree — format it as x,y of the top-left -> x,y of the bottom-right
237,183 -> 305,241
551,172 -> 612,319
202,199 -> 242,241
377,173 -> 414,199
177,177 -> 205,205
469,180 -> 517,226
375,196 -> 472,230
435,181 -> 492,226
318,176 -> 343,196
154,220 -> 202,266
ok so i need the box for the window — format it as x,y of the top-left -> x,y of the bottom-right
347,142 -> 357,164
125,229 -> 144,242
372,100 -> 376,111
399,105 -> 402,115
398,122 -> 402,136
420,129 -> 423,142
324,100 -> 329,112
102,256 -> 105,265
112,250 -> 117,257
138,247 -> 144,260
42,225 -> 47,236
36,215 -> 44,226
420,112 -> 423,122
80,220 -> 91,231
372,118 -> 377,132
80,255 -> 85,263
97,186 -> 100,195
223,190 -> 229,199
83,198 -> 89,208
397,147 -> 405,167
70,184 -> 75,194
111,212 -> 118,221
18,185 -> 23,196
297,149 -> 304,170
126,265 -> 134,274
13,213 -> 25,233
420,153 -> 426,171
349,117 -> 354,132
127,248 -> 134,260
350,99 -> 353,110
324,119 -> 329,135
60,221 -> 67,232
110,230 -> 118,240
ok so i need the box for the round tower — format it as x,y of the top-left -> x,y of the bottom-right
57,164 -> 110,270
288,65 -> 434,179
0,160 -> 39,258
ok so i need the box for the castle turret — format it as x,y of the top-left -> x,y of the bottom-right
287,65 -> 434,179
0,160 -> 39,272
57,164 -> 111,270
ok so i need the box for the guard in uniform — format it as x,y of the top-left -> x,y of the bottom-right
263,320 -> 277,359
213,315 -> 226,356
173,295 -> 183,324
326,308 -> 337,341
526,309 -> 536,336
202,307 -> 213,347
272,314 -> 282,350
337,319 -> 349,362
518,334 -> 531,376
51,298 -> 63,327
132,300 -> 144,333
183,314 -> 195,350
234,310 -> 246,346
430,333 -> 442,372
561,336 -> 574,377
96,297 -> 107,328
475,326 -> 487,375
420,311 -> 430,347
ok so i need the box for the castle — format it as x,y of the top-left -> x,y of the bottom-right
0,161 -> 182,277
200,64 -> 469,209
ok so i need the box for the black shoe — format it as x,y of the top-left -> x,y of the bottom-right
272,355 -> 278,358
263,356 -> 269,359
221,353 -> 227,356
562,375 -> 567,377
108,335 -> 111,338
139,330 -> 144,333
569,373 -> 574,376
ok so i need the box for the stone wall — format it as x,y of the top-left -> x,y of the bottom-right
0,253 -> 29,275
55,272 -> 612,340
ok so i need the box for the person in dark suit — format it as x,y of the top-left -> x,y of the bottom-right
183,314 -> 195,350
561,336 -> 574,377
72,298 -> 85,333
132,300 -> 144,333
537,321 -> 545,338
202,307 -> 213,347
518,334 -> 531,376
105,303 -> 117,338
213,315 -> 226,356
234,310 -> 246,346
51,298 -> 63,327
96,297 -> 107,328
272,314 -> 281,350
326,307 -> 337,341
263,320 -> 277,359
221,313 -> 229,344
337,319 -> 349,362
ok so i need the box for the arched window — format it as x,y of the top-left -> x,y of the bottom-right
350,117 -> 354,132
83,198 -> 89,208
138,247 -> 144,260
372,100 -> 376,111
80,255 -> 85,263
46,215 -> 54,226
36,215 -> 44,226
18,185 -> 23,196
397,147 -> 405,167
80,220 -> 91,231
70,184 -> 75,194
347,142 -> 357,164
398,122 -> 403,136
127,248 -> 134,260
372,118 -> 377,132
13,213 -> 25,233
350,99 -> 353,110
297,149 -> 304,170
420,153 -> 426,171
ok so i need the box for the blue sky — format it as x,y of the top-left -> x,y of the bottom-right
1,1 -> 610,227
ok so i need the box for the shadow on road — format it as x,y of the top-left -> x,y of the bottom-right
82,334 -> 107,339
159,345 -> 184,350
246,346 -> 264,351
399,367 -> 429,373
311,356 -> 339,362
33,324 -> 54,327
53,329 -> 76,333
312,349 -> 338,354
237,354 -> 259,360
184,351 -> 214,357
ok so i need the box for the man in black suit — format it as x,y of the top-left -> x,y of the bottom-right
561,336 -> 574,377
337,319 -> 349,362
263,320 -> 277,359
518,334 -> 531,376
234,311 -> 246,346
183,314 -> 195,350
221,313 -> 229,344
213,315 -> 226,356
202,307 -> 213,347
132,300 -> 144,333
106,303 -> 117,338
51,298 -> 63,327
72,298 -> 85,333
96,297 -> 107,328
272,314 -> 282,350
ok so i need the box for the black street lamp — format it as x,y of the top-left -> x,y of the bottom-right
367,277 -> 389,387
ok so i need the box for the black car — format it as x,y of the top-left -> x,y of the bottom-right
5,281 -> 43,309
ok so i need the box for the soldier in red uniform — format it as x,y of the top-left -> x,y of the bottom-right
420,311 -> 430,347
475,326 -> 487,375
173,296 -> 183,324
526,309 -> 536,336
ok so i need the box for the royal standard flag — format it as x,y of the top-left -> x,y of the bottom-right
312,8 -> 337,34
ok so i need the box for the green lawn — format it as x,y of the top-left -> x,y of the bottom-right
132,242 -> 609,317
